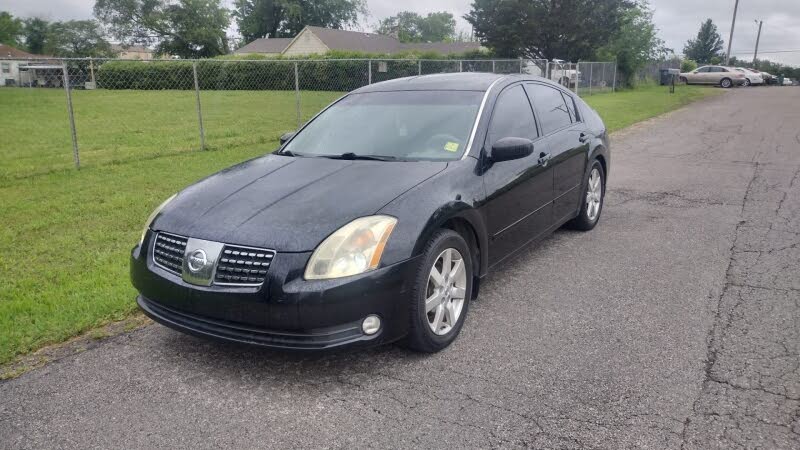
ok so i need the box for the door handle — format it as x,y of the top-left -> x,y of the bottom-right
538,152 -> 551,167
579,132 -> 591,143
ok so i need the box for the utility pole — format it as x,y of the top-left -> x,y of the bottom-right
753,20 -> 763,67
724,0 -> 740,65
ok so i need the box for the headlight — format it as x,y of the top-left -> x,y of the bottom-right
139,193 -> 177,245
304,215 -> 397,280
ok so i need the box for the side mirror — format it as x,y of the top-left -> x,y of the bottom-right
279,132 -> 295,145
490,137 -> 534,163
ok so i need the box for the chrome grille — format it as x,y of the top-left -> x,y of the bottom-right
215,244 -> 275,286
152,232 -> 187,275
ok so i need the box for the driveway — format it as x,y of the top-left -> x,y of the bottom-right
1,87 -> 799,449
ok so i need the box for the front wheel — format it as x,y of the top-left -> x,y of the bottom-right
566,160 -> 605,231
405,229 -> 472,353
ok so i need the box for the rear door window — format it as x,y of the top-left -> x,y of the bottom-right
525,84 -> 573,134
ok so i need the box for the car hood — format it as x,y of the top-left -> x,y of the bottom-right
152,154 -> 447,252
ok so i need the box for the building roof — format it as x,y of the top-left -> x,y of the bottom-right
305,26 -> 481,55
0,44 -> 42,59
305,26 -> 403,53
234,27 -> 482,56
234,38 -> 293,54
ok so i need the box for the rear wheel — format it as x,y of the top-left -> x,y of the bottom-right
566,160 -> 605,231
743,78 -> 751,87
720,78 -> 733,88
405,229 -> 472,353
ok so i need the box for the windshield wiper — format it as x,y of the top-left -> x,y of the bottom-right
320,152 -> 400,161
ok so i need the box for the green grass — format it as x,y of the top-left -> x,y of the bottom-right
0,84 -> 719,365
583,84 -> 721,132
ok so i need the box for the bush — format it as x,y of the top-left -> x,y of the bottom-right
681,59 -> 698,73
95,50 -> 499,91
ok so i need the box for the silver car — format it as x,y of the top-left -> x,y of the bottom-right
679,66 -> 746,88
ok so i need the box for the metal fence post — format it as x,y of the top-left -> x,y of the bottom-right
612,62 -> 617,92
368,60 -> 372,84
294,62 -> 301,128
588,63 -> 593,96
600,63 -> 606,91
492,60 -> 496,73
418,59 -> 422,75
459,60 -> 463,72
61,61 -> 80,168
520,59 -> 523,74
574,61 -> 580,95
191,62 -> 206,151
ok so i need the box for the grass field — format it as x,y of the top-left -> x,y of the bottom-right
0,84 -> 720,365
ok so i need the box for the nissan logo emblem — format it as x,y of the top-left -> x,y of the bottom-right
187,249 -> 208,273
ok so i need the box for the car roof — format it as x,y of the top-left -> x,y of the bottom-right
352,72 -> 566,93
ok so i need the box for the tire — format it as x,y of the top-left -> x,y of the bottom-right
720,78 -> 733,88
744,78 -> 751,87
566,160 -> 605,231
560,77 -> 570,87
679,76 -> 688,84
405,229 -> 473,353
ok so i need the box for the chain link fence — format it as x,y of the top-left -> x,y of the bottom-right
576,62 -> 617,96
1,57 -> 614,180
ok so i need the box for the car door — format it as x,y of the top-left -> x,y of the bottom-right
526,83 -> 587,223
481,84 -> 553,267
709,66 -> 726,84
693,66 -> 711,84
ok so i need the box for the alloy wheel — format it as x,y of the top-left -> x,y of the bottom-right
425,248 -> 467,336
721,79 -> 732,88
586,168 -> 602,221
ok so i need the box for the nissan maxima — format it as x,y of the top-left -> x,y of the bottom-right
132,73 -> 610,353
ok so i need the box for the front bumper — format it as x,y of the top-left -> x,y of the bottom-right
132,231 -> 420,351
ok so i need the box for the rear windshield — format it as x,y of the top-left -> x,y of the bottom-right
283,90 -> 483,161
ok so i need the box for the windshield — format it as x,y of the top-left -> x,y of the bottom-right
282,90 -> 483,161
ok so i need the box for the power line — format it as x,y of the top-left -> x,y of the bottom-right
730,49 -> 800,55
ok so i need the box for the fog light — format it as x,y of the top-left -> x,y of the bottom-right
362,315 -> 381,335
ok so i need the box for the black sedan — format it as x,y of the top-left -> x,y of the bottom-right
132,73 -> 610,353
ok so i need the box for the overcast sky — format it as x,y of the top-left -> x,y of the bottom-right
4,0 -> 799,66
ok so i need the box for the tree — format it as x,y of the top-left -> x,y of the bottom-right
683,19 -> 723,64
465,0 -> 634,60
94,0 -> 230,58
22,18 -> 49,55
596,1 -> 668,87
45,20 -> 115,58
0,11 -> 24,47
233,0 -> 284,42
232,0 -> 365,43
377,11 -> 455,43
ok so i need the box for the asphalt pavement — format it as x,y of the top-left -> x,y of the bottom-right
1,86 -> 799,449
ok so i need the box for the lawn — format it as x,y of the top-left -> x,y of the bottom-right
0,84 -> 720,365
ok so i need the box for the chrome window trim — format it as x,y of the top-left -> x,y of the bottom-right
461,76 -> 507,160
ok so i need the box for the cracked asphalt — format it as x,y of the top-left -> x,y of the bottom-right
2,87 -> 799,449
